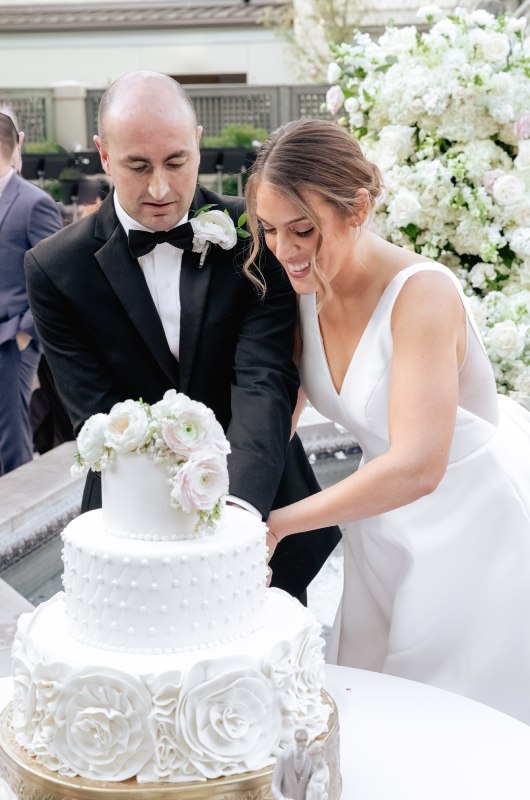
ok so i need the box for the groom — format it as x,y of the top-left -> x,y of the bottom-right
25,70 -> 340,601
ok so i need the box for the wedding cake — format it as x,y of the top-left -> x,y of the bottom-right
9,392 -> 331,786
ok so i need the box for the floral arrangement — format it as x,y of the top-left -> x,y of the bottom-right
326,5 -> 530,407
191,205 -> 249,266
72,390 -> 230,529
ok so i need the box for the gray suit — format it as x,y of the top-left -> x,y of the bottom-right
0,170 -> 62,474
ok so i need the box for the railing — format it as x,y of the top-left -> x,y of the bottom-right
86,84 -> 330,141
0,89 -> 54,141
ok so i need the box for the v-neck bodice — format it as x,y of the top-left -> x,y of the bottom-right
298,263 -> 500,462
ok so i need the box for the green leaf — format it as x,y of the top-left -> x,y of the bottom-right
238,211 -> 248,228
399,224 -> 420,242
193,203 -> 217,217
237,229 -> 251,239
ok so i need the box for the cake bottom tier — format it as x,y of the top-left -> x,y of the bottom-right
0,694 -> 341,800
10,588 -> 331,784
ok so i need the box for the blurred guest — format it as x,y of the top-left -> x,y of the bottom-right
0,111 -> 62,474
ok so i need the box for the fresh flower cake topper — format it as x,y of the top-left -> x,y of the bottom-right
191,205 -> 249,266
72,391 -> 231,530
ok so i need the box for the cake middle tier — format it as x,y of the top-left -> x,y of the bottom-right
62,505 -> 267,652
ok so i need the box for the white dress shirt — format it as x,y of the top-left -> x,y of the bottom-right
113,193 -> 261,519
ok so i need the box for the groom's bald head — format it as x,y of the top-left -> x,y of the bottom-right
97,70 -> 197,143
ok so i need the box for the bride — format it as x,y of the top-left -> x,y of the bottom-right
243,118 -> 530,723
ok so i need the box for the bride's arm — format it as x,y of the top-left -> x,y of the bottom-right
267,271 -> 465,548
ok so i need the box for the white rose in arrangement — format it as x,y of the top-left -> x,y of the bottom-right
492,174 -> 525,206
191,209 -> 238,253
177,660 -> 282,778
377,125 -> 416,170
387,189 -> 422,227
487,320 -> 527,361
169,453 -> 229,514
105,399 -> 151,453
52,668 -> 153,781
75,413 -> 108,467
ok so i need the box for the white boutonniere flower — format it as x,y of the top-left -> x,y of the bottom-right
190,205 -> 250,267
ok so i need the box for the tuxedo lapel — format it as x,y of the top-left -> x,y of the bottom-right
178,187 -> 215,393
94,201 -> 180,387
179,247 -> 211,393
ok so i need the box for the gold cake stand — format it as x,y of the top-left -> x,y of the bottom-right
0,692 -> 341,800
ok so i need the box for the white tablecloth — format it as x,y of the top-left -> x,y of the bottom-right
2,667 -> 530,798
325,664 -> 530,799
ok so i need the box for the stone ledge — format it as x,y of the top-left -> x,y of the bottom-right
0,442 -> 83,571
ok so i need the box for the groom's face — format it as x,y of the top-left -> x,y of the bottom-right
95,91 -> 202,231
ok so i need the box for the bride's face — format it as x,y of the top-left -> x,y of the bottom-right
255,182 -> 353,294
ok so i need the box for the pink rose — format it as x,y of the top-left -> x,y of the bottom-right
514,112 -> 530,140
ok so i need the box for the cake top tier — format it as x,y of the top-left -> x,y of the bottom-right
72,391 -> 230,538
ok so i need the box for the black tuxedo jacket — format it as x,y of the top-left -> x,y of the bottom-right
25,186 -> 340,597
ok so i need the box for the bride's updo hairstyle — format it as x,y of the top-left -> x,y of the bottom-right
244,118 -> 383,295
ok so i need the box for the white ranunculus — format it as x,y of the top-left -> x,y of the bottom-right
76,412 -> 108,466
487,320 -> 526,360
327,62 -> 341,84
161,405 -> 213,458
191,210 -> 237,253
104,400 -> 151,453
53,668 -> 153,781
150,389 -> 193,420
387,189 -> 422,227
515,140 -> 530,171
326,85 -> 345,116
178,661 -> 282,778
492,174 -> 525,206
169,453 -> 228,513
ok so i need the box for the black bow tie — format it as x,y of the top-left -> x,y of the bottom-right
128,221 -> 195,259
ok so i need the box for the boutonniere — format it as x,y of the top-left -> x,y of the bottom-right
190,205 -> 250,267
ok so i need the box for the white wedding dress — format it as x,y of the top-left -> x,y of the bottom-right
299,263 -> 530,723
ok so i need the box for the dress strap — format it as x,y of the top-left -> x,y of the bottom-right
385,263 -> 489,360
